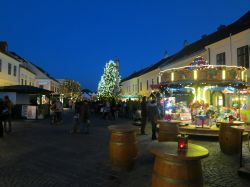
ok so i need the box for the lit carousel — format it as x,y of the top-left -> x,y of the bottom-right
159,56 -> 249,136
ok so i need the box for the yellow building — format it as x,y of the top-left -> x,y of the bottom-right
0,42 -> 36,86
0,41 -> 59,94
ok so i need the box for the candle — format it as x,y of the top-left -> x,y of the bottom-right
177,134 -> 188,151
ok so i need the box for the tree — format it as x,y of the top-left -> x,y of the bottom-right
58,80 -> 81,101
97,60 -> 121,100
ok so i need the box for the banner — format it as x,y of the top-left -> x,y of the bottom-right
22,105 -> 37,119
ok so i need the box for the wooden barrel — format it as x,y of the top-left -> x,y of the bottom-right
158,120 -> 180,142
150,142 -> 209,187
152,157 -> 203,187
108,125 -> 138,171
219,123 -> 242,154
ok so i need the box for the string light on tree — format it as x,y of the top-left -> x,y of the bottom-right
97,60 -> 121,100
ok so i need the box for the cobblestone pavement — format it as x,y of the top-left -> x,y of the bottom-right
0,110 -> 250,187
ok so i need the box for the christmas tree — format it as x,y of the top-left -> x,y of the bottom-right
97,60 -> 121,100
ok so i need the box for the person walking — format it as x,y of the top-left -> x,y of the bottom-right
127,99 -> 133,119
103,101 -> 110,120
79,100 -> 91,134
110,98 -> 116,120
140,96 -> 147,135
51,98 -> 63,124
3,96 -> 13,133
70,99 -> 81,133
147,99 -> 160,140
0,98 -> 8,137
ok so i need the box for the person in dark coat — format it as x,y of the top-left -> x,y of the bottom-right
3,96 -> 13,133
0,99 -> 8,137
140,96 -> 147,135
79,100 -> 90,134
110,98 -> 116,120
147,99 -> 160,140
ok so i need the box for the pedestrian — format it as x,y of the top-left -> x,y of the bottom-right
79,100 -> 91,134
140,96 -> 147,135
70,99 -> 81,133
127,99 -> 133,119
110,98 -> 116,120
51,98 -> 63,124
147,99 -> 160,140
103,101 -> 110,120
3,96 -> 13,133
0,98 -> 8,137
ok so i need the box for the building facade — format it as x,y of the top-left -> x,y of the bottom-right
121,11 -> 250,100
0,41 -> 59,94
0,42 -> 36,86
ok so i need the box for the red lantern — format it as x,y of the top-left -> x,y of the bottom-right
165,114 -> 172,121
177,134 -> 188,152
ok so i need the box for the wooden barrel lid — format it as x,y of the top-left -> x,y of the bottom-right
220,121 -> 245,126
108,125 -> 139,133
150,142 -> 209,160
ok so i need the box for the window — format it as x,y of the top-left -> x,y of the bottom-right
147,80 -> 149,90
152,79 -> 154,85
140,82 -> 142,91
0,59 -> 2,72
237,45 -> 249,68
8,63 -> 11,75
218,96 -> 223,106
39,85 -> 44,89
13,66 -> 17,76
25,80 -> 27,85
216,52 -> 226,65
157,77 -> 159,84
21,79 -> 23,85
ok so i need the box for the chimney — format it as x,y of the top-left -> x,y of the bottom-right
163,51 -> 169,59
183,40 -> 189,48
201,34 -> 207,39
0,41 -> 8,52
217,24 -> 226,31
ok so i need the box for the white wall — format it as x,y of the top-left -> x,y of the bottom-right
206,29 -> 250,78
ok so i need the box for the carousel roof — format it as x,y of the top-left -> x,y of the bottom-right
161,80 -> 249,89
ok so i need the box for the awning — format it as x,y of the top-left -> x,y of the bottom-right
0,85 -> 52,94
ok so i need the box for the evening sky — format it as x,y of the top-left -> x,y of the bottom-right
1,0 -> 249,91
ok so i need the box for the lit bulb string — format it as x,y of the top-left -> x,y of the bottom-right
159,64 -> 247,81
159,65 -> 246,74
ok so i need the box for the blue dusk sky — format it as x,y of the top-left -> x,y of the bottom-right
1,0 -> 249,91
